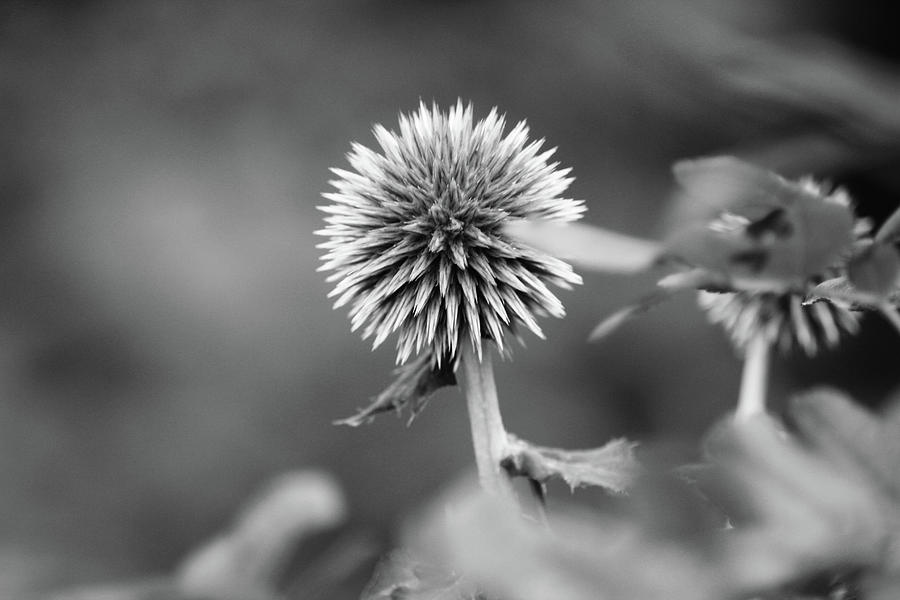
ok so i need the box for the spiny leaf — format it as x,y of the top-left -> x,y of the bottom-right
503,220 -> 661,273
502,434 -> 639,493
334,352 -> 456,427
360,551 -> 479,600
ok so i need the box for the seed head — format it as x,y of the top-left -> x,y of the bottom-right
317,101 -> 584,365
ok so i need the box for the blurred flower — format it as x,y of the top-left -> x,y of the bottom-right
507,156 -> 869,358
693,176 -> 866,356
318,101 -> 584,365
697,289 -> 859,356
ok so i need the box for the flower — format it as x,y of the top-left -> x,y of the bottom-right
694,177 -> 869,356
697,290 -> 859,356
318,101 -> 584,365
511,157 -> 868,357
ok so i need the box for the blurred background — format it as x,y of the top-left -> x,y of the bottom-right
2,0 -> 900,595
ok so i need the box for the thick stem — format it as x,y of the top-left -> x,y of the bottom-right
459,344 -> 517,503
735,333 -> 770,421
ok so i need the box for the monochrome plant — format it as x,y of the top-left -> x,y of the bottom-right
319,101 -> 636,505
320,106 -> 900,600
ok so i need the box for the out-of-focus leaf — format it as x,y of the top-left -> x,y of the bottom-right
177,471 -> 347,599
588,290 -> 675,342
869,574 -> 900,600
805,276 -> 880,307
434,490 -> 725,600
50,471 -> 368,600
46,579 -> 179,600
360,551 -> 478,600
503,221 -> 661,273
588,270 -> 720,342
699,390 -> 900,593
334,352 -> 456,427
791,389 -> 900,509
847,241 -> 900,298
876,205 -> 900,244
502,434 -> 639,493
671,156 -> 792,222
664,157 -> 856,291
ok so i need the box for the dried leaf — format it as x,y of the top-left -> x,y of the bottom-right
503,220 -> 661,273
360,551 -> 478,600
502,434 -> 639,493
334,352 -> 456,427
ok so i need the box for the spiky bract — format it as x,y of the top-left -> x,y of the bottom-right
318,102 -> 584,365
698,290 -> 859,356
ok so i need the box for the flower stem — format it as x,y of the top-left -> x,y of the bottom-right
735,333 -> 770,421
459,343 -> 517,503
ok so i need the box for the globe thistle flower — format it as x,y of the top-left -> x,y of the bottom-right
320,102 -> 588,501
697,290 -> 860,357
694,178 -> 865,359
318,101 -> 584,367
505,157 -> 868,420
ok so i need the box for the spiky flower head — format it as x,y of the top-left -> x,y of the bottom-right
318,101 -> 584,365
697,290 -> 859,356
696,178 -> 863,357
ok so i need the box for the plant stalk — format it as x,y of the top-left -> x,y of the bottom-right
459,343 -> 517,503
735,333 -> 770,421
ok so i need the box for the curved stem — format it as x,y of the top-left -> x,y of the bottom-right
459,344 -> 517,504
735,333 -> 770,421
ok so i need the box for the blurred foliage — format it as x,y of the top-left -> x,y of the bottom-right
404,389 -> 900,600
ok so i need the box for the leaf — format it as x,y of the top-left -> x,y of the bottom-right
847,241 -> 900,298
177,471 -> 348,599
875,204 -> 900,244
672,156 -> 792,223
790,388 -> 900,508
587,270 -> 718,342
698,390 -> 900,593
588,290 -> 675,342
664,157 -> 856,291
360,551 -> 478,600
502,434 -> 639,493
334,352 -> 456,427
503,220 -> 661,273
435,485 -> 726,600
